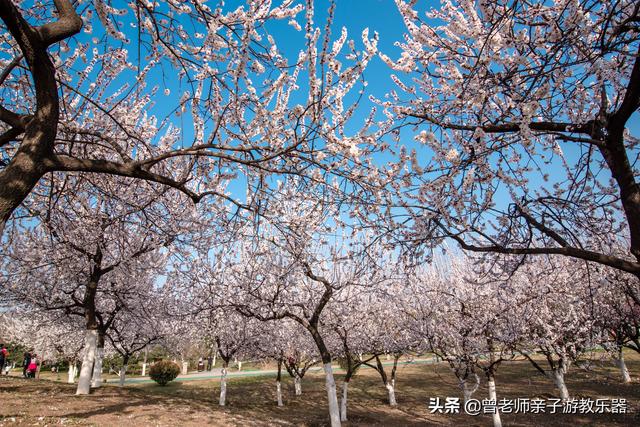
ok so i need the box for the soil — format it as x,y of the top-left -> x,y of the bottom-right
1,354 -> 639,426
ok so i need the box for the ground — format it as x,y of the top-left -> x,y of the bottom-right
1,353 -> 639,426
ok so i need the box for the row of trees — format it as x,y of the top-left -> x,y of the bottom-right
2,181 -> 639,426
1,1 -> 639,426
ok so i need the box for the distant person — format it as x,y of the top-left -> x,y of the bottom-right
26,355 -> 38,378
0,344 -> 7,374
22,351 -> 31,378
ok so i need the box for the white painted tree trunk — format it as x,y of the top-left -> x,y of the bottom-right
181,361 -> 188,375
276,381 -> 283,407
91,346 -> 104,388
67,362 -> 76,384
119,365 -> 127,387
294,375 -> 302,395
219,366 -> 228,406
340,381 -> 349,422
76,329 -> 98,395
213,354 -> 217,367
462,384 -> 472,403
552,369 -> 570,401
237,360 -> 242,371
460,375 -> 479,403
614,349 -> 632,383
488,376 -> 502,427
386,382 -> 397,406
323,363 -> 341,427
141,363 -> 147,377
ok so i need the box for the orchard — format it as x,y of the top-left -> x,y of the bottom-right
0,1 -> 638,426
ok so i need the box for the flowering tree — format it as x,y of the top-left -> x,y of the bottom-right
0,308 -> 85,381
352,279 -> 419,409
380,0 -> 640,275
513,258 -> 602,401
204,309 -> 263,407
254,318 -> 319,406
105,289 -> 165,387
324,291 -> 381,421
282,341 -> 320,397
0,175 -> 203,394
594,267 -> 640,383
0,0 -> 378,238
202,181 -> 385,427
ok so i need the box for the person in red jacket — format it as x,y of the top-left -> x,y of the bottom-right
26,354 -> 38,378
0,344 -> 7,375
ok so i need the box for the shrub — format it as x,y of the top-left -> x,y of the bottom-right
149,360 -> 180,386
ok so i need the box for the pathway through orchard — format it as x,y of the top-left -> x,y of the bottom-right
115,357 -> 439,385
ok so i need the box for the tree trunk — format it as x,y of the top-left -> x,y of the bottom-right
388,354 -> 399,405
374,354 -> 397,406
119,355 -> 129,387
323,363 -> 341,427
91,344 -> 104,388
276,381 -> 283,407
67,361 -> 76,384
219,363 -> 228,406
294,375 -> 302,395
0,0 -> 77,239
340,380 -> 349,421
276,359 -> 284,407
386,381 -> 397,406
237,360 -> 242,371
460,374 -> 479,403
0,142 -> 49,237
181,360 -> 188,375
142,348 -> 148,376
614,348 -> 632,383
552,369 -> 570,401
76,329 -> 98,395
487,375 -> 502,427
119,365 -> 127,386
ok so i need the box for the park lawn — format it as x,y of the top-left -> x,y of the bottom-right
0,353 -> 638,426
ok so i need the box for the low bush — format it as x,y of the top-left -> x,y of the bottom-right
149,360 -> 180,386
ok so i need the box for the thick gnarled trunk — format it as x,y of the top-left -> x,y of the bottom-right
551,369 -> 569,401
0,0 -> 83,238
76,329 -> 98,395
91,336 -> 104,388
